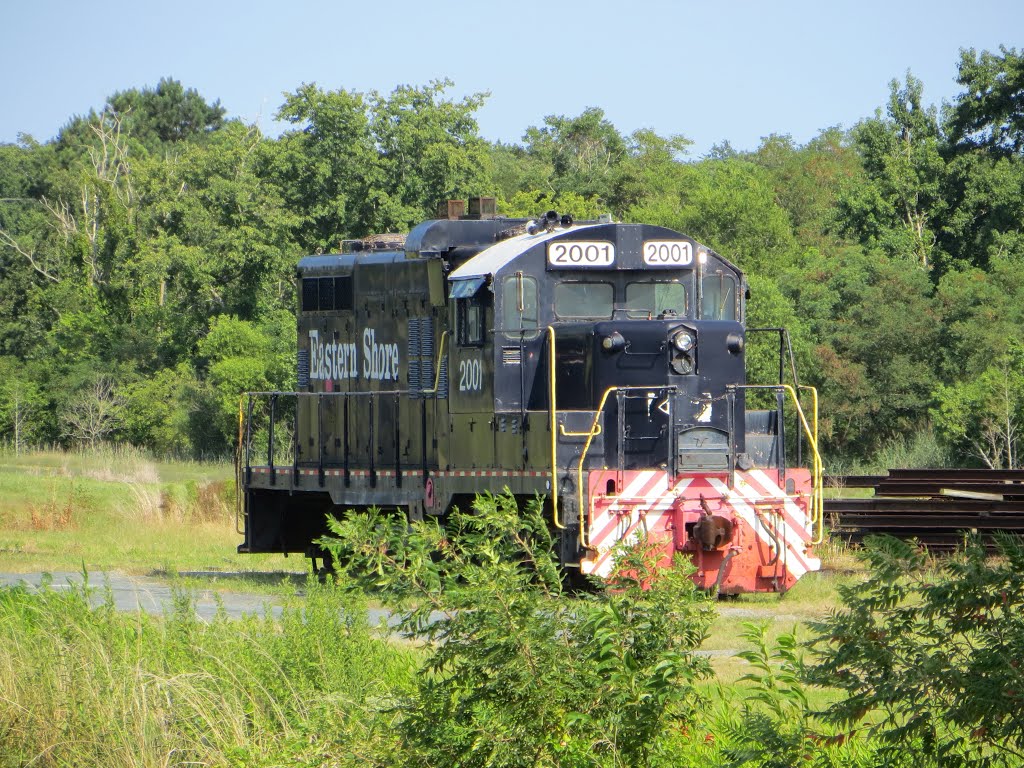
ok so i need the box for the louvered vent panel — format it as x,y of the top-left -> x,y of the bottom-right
421,317 -> 434,357
420,361 -> 435,392
409,360 -> 422,399
502,347 -> 522,365
407,318 -> 420,357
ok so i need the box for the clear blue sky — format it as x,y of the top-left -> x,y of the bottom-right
3,0 -> 1021,157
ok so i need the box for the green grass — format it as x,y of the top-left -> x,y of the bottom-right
0,445 -> 295,576
0,576 -> 417,767
699,569 -> 859,682
0,446 -> 870,763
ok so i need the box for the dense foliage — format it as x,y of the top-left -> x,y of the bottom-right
2,47 -> 1024,465
320,493 -> 716,766
806,534 -> 1024,767
719,534 -> 1024,768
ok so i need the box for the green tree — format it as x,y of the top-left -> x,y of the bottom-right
272,83 -> 377,248
935,259 -> 1024,380
60,376 -> 126,449
628,159 -> 797,276
940,47 -> 1024,269
839,73 -> 946,269
273,80 -> 490,244
488,140 -> 555,201
497,188 -> 603,220
0,357 -> 44,453
609,128 -> 691,214
196,312 -> 296,449
932,345 -> 1024,468
780,246 -> 940,454
948,46 -> 1024,155
522,107 -> 629,203
365,79 -> 491,233
121,364 -> 202,455
57,78 -> 225,158
751,129 -> 864,250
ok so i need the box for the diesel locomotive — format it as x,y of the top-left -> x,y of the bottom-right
236,199 -> 823,593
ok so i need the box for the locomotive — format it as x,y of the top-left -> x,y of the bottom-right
236,198 -> 823,593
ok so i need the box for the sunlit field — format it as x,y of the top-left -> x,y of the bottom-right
0,445 -> 294,576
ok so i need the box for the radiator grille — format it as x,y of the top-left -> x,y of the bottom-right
407,317 -> 439,397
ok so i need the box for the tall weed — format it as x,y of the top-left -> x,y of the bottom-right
0,574 -> 415,767
830,425 -> 953,475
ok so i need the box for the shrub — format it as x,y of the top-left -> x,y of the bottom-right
320,492 -> 717,767
806,534 -> 1024,767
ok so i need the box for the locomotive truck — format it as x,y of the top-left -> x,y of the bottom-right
236,199 -> 823,593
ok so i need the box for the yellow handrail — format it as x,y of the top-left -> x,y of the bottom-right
744,384 -> 824,545
427,330 -> 448,395
559,423 -> 602,438
235,395 -> 246,536
798,385 -> 824,544
574,385 -> 665,548
548,326 -> 564,529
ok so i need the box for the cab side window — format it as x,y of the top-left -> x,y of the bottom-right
458,298 -> 485,346
701,272 -> 737,321
501,274 -> 539,337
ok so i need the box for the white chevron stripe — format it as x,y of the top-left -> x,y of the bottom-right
620,470 -> 657,499
709,477 -> 815,578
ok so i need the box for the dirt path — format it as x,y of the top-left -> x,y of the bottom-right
0,571 -> 288,620
0,571 -> 788,658
0,571 -> 422,631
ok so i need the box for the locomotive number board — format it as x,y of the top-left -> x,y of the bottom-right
642,240 -> 693,266
546,241 -> 615,267
546,240 -> 694,268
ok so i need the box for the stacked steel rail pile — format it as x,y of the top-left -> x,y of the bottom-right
824,469 -> 1024,549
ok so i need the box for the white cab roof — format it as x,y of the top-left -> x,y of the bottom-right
448,223 -> 602,280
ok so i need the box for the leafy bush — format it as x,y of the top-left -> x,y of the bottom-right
713,623 -> 885,768
806,534 -> 1024,767
320,492 -> 717,767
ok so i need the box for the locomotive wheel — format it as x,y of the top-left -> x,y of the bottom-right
310,549 -> 336,583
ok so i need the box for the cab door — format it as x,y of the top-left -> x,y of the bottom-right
448,284 -> 495,468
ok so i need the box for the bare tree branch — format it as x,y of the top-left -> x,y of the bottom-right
0,228 -> 59,282
62,377 -> 126,449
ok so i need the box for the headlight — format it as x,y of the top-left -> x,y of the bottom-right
601,332 -> 626,353
672,330 -> 695,352
671,357 -> 693,375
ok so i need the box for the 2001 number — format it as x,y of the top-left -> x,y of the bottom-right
643,240 -> 693,266
459,358 -> 483,392
547,241 -> 615,267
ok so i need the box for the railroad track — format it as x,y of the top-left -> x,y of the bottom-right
823,469 -> 1024,550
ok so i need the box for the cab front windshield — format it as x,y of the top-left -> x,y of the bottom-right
625,281 -> 689,318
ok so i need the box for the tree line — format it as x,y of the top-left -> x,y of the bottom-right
1,47 -> 1023,467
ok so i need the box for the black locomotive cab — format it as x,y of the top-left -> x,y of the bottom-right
449,221 -> 748,476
